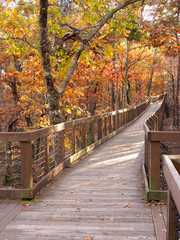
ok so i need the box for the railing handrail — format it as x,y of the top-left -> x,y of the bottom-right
0,97 -> 152,199
163,155 -> 180,213
143,94 -> 180,201
163,155 -> 180,240
0,98 -> 151,142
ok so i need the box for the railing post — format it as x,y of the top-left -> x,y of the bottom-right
144,136 -> 149,175
44,135 -> 50,173
119,112 -> 122,127
149,141 -> 160,190
127,110 -> 129,123
167,190 -> 179,240
125,111 -> 128,124
117,113 -> 120,129
57,130 -> 65,163
122,112 -> 124,126
104,117 -> 107,136
108,115 -> 112,133
113,114 -> 117,131
20,141 -> 33,189
98,118 -> 102,140
72,127 -> 76,154
91,119 -> 95,143
81,123 -> 87,148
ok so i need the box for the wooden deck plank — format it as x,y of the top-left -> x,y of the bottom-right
151,205 -> 167,240
0,104 -> 163,240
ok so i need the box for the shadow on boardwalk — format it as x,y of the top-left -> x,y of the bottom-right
0,103 -> 165,240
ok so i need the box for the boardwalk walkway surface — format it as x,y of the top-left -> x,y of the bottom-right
0,103 -> 166,240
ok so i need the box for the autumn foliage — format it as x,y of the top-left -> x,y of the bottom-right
0,0 -> 179,131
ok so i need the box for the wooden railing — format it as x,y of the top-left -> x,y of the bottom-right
163,155 -> 180,240
143,95 -> 180,200
0,99 -> 150,199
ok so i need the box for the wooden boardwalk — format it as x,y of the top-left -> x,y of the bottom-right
0,103 -> 167,240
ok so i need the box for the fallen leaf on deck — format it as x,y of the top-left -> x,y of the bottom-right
100,218 -> 104,221
75,207 -> 81,212
123,182 -> 127,185
84,236 -> 93,240
124,203 -> 131,208
23,203 -> 30,206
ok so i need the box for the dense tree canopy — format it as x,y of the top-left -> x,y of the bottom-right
0,0 -> 179,131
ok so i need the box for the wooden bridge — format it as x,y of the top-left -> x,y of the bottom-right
0,96 -> 180,240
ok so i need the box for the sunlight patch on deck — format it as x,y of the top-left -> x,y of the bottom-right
88,153 -> 139,168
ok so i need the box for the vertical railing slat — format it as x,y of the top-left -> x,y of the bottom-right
57,130 -> 65,163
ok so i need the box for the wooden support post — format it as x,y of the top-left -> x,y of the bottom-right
125,111 -> 127,124
108,116 -> 112,134
113,115 -> 116,131
98,118 -> 102,140
20,141 -> 33,189
44,135 -> 50,173
72,127 -> 76,154
167,190 -> 179,240
81,123 -> 87,149
152,115 -> 158,130
127,111 -> 130,123
122,112 -> 124,126
117,113 -> 120,129
129,110 -> 131,122
104,117 -> 107,136
119,113 -> 122,127
144,136 -> 149,175
57,130 -> 65,164
91,119 -> 95,143
149,141 -> 160,190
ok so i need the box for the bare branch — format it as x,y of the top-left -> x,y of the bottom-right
0,36 -> 39,51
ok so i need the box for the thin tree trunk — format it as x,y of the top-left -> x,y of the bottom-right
147,50 -> 157,96
122,39 -> 130,108
127,79 -> 131,105
116,53 -> 120,110
166,71 -> 170,117
111,79 -> 115,111
176,55 -> 180,129
170,57 -> 176,127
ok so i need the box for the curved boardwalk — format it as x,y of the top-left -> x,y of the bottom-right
0,104 -> 162,240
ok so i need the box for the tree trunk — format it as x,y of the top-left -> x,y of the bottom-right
111,79 -> 115,111
39,0 -> 61,125
170,57 -> 176,127
127,79 -> 131,105
122,39 -> 130,108
147,50 -> 157,96
176,55 -> 180,129
115,53 -> 120,110
89,82 -> 99,116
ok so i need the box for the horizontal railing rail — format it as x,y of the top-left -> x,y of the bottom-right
0,99 -> 151,199
163,155 -> 180,240
143,95 -> 180,200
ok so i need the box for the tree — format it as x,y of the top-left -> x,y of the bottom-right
39,0 -> 141,124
